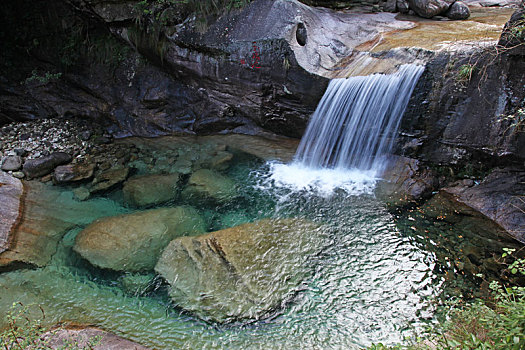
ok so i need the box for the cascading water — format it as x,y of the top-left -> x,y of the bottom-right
295,64 -> 425,172
265,64 -> 424,194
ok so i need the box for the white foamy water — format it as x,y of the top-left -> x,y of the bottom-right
256,161 -> 379,196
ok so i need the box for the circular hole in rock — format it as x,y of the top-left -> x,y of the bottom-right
296,23 -> 307,46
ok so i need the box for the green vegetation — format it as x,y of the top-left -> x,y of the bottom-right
499,106 -> 525,135
508,14 -> 525,41
25,70 -> 62,85
456,64 -> 475,83
367,248 -> 525,350
60,24 -> 131,70
0,302 -> 100,349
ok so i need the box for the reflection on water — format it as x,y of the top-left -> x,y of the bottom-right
0,144 -> 507,349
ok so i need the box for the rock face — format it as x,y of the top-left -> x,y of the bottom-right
445,1 -> 471,19
74,207 -> 206,272
0,179 -> 120,270
0,173 -> 23,254
22,152 -> 72,178
183,169 -> 238,204
0,0 -> 432,137
408,0 -> 455,18
399,32 -> 525,168
155,218 -> 322,322
424,168 -> 525,243
123,173 -> 181,207
375,156 -> 437,207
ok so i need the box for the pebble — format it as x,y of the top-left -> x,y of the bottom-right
12,171 -> 25,179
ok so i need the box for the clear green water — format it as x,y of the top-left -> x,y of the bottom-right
0,144 -> 513,349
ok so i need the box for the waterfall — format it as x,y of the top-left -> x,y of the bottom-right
294,64 -> 424,173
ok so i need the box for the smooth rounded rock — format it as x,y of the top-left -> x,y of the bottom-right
182,169 -> 238,204
408,0 -> 454,18
123,173 -> 180,208
22,152 -> 72,178
445,1 -> 470,20
1,155 -> 22,171
74,206 -> 206,272
155,218 -> 323,323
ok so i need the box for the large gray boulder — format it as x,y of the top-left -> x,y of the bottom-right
1,155 -> 22,171
74,206 -> 206,272
0,172 -> 23,254
22,152 -> 72,178
408,0 -> 455,17
446,1 -> 471,20
155,218 -> 323,323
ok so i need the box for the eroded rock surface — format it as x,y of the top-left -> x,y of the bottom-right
155,218 -> 323,322
74,206 -> 206,272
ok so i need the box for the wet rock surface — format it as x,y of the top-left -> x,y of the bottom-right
53,163 -> 95,184
74,206 -> 206,272
155,218 -> 323,323
376,156 -> 437,207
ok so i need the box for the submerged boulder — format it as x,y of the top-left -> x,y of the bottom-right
182,169 -> 238,204
53,163 -> 95,184
89,167 -> 129,194
155,218 -> 323,323
74,206 -> 206,272
122,173 -> 180,208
